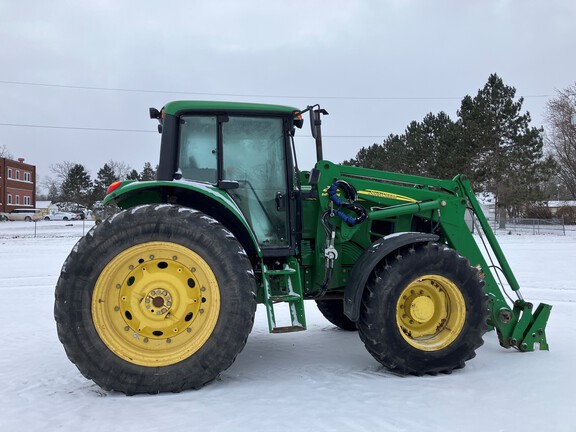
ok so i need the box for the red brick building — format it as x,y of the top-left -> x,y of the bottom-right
0,157 -> 36,213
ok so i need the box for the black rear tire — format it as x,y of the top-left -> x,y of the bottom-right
357,242 -> 486,375
55,204 -> 257,394
316,299 -> 357,331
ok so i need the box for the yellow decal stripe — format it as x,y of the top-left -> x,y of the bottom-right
357,189 -> 417,203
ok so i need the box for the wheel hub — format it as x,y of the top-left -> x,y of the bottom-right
146,289 -> 172,314
409,296 -> 435,322
396,275 -> 466,351
92,241 -> 220,366
119,258 -> 203,339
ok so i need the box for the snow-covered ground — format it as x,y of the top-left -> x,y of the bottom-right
1,220 -> 575,432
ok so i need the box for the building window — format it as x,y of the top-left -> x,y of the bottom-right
16,171 -> 20,180
7,194 -> 12,204
7,168 -> 12,178
24,196 -> 30,205
15,195 -> 20,204
24,172 -> 31,182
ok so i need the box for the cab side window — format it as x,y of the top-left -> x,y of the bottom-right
178,116 -> 217,183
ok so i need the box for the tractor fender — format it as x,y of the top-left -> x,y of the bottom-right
103,180 -> 262,258
343,232 -> 439,322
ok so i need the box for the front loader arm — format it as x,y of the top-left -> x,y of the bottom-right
453,176 -> 552,351
313,161 -> 551,352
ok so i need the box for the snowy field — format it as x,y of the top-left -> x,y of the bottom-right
1,220 -> 575,432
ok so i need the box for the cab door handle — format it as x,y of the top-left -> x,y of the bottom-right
275,192 -> 286,211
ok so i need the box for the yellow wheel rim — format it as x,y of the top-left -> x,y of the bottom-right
92,241 -> 220,367
396,274 -> 466,351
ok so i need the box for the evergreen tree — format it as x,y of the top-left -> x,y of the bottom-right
140,162 -> 156,181
345,134 -> 412,173
47,183 -> 60,202
404,112 -> 467,179
92,163 -> 118,202
458,73 -> 555,219
61,164 -> 92,206
346,112 -> 465,179
126,169 -> 140,181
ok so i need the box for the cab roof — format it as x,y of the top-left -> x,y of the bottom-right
163,100 -> 300,116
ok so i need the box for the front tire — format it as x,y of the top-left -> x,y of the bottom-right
55,204 -> 257,394
316,299 -> 357,331
357,242 -> 486,375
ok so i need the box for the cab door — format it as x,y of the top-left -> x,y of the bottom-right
221,116 -> 291,253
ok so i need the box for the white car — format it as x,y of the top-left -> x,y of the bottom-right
44,211 -> 78,221
6,209 -> 44,222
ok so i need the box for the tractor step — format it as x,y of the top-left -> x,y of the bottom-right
271,325 -> 306,334
262,258 -> 306,333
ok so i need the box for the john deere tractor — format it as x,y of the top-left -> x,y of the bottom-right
55,101 -> 551,394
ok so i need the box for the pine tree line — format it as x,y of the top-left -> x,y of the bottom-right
344,74 -> 557,220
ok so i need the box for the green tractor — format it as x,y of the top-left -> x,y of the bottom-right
55,101 -> 551,394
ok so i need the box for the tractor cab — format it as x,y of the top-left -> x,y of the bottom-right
151,101 -> 304,254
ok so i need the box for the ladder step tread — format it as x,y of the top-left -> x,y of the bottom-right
271,325 -> 306,334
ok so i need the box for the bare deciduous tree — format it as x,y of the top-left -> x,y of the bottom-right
545,83 -> 576,199
0,144 -> 13,159
106,160 -> 132,180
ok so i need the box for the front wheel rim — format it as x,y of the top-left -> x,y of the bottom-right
396,274 -> 466,351
92,241 -> 220,367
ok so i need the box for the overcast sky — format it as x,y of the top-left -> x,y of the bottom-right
1,0 -> 574,190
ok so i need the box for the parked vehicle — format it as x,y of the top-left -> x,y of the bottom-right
7,209 -> 43,222
44,211 -> 78,221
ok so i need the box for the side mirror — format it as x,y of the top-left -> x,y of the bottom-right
309,106 -> 329,139
149,107 -> 161,119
